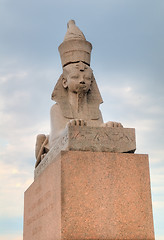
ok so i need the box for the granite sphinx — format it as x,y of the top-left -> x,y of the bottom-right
23,21 -> 155,240
35,20 -> 135,168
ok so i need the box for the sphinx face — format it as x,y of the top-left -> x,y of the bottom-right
63,62 -> 93,94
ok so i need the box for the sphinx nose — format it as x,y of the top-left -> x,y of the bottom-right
80,81 -> 85,84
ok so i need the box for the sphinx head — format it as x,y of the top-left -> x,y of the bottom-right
62,61 -> 93,94
51,20 -> 103,118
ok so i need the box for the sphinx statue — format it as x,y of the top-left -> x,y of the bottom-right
24,21 -> 154,240
35,20 -> 123,167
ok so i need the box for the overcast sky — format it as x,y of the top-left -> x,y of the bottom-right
0,0 -> 164,239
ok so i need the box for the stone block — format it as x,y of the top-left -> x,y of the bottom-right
24,151 -> 155,240
35,126 -> 136,178
66,125 -> 136,153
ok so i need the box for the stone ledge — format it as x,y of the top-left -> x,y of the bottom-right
34,126 -> 136,179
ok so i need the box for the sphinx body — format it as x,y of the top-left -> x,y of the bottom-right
49,61 -> 104,148
35,20 -> 122,167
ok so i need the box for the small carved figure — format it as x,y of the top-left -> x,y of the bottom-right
35,20 -> 122,167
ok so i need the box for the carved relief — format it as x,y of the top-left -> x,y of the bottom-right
35,20 -> 125,168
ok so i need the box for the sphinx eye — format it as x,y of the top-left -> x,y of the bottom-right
71,75 -> 79,79
85,76 -> 91,80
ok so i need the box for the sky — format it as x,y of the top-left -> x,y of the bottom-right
0,0 -> 164,239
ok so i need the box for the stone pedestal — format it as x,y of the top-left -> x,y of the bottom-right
23,151 -> 155,240
34,126 -> 136,178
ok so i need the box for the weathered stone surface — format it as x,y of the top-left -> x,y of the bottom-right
67,125 -> 135,152
35,20 -> 125,166
24,151 -> 155,240
24,20 -> 155,240
24,154 -> 61,240
34,125 -> 136,178
59,19 -> 92,67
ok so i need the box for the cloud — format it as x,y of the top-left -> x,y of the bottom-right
0,0 -> 164,239
0,68 -> 52,220
156,237 -> 164,240
0,150 -> 33,217
0,71 -> 28,83
99,71 -> 163,130
0,66 -> 58,222
0,234 -> 22,240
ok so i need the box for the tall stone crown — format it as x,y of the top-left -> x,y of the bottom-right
58,20 -> 92,67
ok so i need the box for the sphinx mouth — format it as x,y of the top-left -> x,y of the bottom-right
79,85 -> 87,90
76,85 -> 88,93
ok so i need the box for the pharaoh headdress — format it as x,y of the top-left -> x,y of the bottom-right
51,20 -> 103,119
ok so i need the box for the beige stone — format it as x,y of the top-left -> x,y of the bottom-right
35,20 -> 126,167
35,125 -> 136,178
49,62 -> 104,149
24,20 -> 155,240
59,19 -> 92,67
24,151 -> 155,240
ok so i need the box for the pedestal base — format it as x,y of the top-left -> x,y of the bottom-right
23,151 -> 155,240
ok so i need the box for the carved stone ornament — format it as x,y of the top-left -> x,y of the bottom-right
35,20 -> 135,168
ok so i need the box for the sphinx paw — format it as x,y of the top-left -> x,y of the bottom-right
103,121 -> 123,128
68,119 -> 87,127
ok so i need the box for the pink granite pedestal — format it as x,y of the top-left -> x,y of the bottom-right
23,151 -> 155,240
